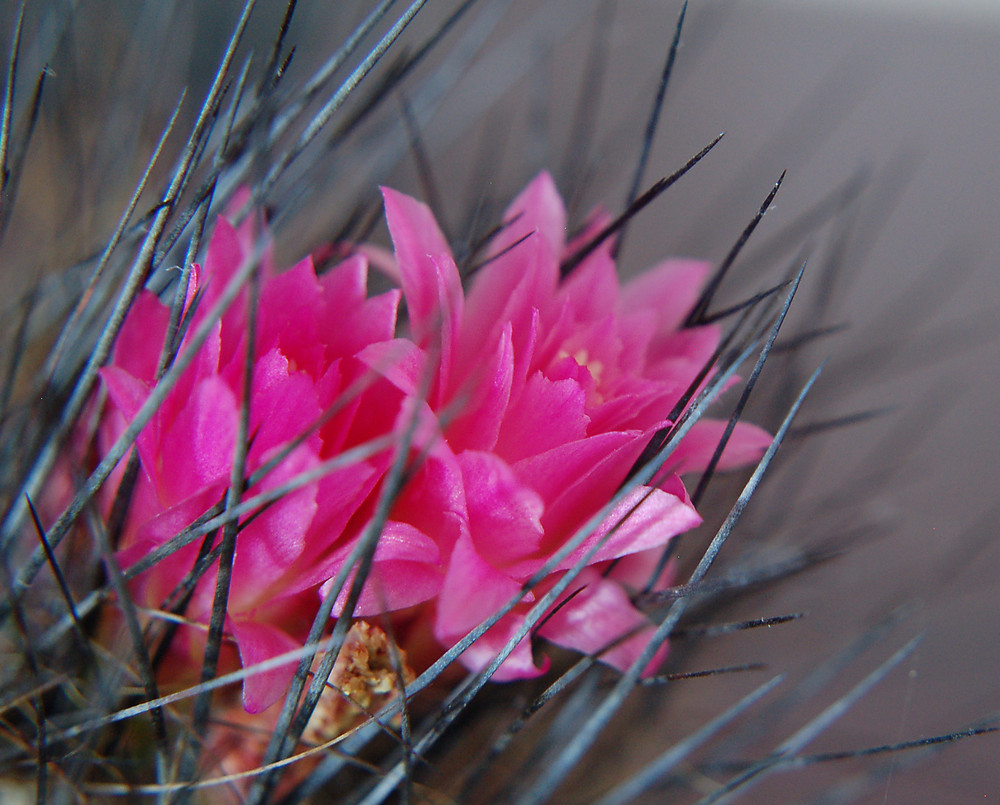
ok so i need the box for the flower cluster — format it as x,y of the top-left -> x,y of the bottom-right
96,173 -> 769,716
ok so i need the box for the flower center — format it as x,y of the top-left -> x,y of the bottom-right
560,346 -> 605,387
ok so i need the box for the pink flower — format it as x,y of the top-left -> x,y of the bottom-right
98,195 -> 448,713
96,173 -> 769,715
376,172 -> 771,680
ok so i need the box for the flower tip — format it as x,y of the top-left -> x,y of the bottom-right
529,168 -> 557,192
519,169 -> 563,216
379,184 -> 416,210
223,185 -> 253,219
500,170 -> 568,258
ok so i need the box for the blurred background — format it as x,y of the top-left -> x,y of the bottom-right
1,1 -> 998,801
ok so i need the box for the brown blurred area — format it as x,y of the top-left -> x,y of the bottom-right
2,1 -> 998,802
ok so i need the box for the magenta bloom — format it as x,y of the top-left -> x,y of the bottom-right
376,172 -> 771,679
97,175 -> 769,713
98,198 -> 447,713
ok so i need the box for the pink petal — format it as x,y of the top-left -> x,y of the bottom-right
458,175 -> 565,381
511,433 -> 627,504
380,188 -> 458,341
443,322 -> 514,453
222,187 -> 255,248
245,348 -> 323,460
314,360 -> 355,454
355,243 -> 401,284
559,238 -> 619,324
319,253 -> 367,310
512,429 -> 655,543
230,619 -> 301,714
95,403 -> 133,510
387,413 -> 468,557
451,609 -> 549,681
434,531 -> 524,640
127,484 -> 225,558
620,258 -> 712,333
230,441 -> 320,605
509,307 -> 541,405
606,548 -> 677,593
356,339 -> 428,398
328,292 -> 402,361
318,256 -> 402,355
647,323 -> 720,371
537,569 -> 668,676
460,262 -> 541,378
329,361 -> 411,450
545,352 -> 599,400
288,460 -> 381,580
501,171 -> 566,259
614,309 -> 658,377
321,521 -> 443,616
381,187 -> 462,398
272,462 -> 383,597
564,206 -> 614,258
99,367 -> 162,479
532,297 -> 575,376
667,419 -> 773,475
554,483 -> 700,571
158,376 -> 239,505
201,217 -> 245,308
224,189 -> 278,275
458,451 -> 545,568
256,257 -> 326,375
198,217 -> 250,367
123,483 -> 228,611
586,382 -> 678,434
113,290 -> 170,383
557,316 -> 624,394
493,371 -> 590,464
171,318 -> 223,411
